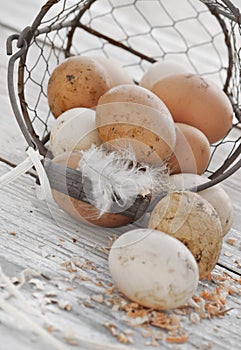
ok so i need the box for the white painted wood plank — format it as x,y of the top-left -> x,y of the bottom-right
0,1 -> 241,348
0,161 -> 241,350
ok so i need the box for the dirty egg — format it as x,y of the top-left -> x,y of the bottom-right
148,191 -> 223,279
47,56 -> 112,118
96,84 -> 176,165
169,173 -> 234,237
108,228 -> 199,310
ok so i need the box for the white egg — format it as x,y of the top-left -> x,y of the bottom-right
50,108 -> 101,156
140,61 -> 188,90
108,228 -> 199,310
169,173 -> 234,237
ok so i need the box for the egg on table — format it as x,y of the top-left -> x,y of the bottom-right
167,122 -> 211,175
169,173 -> 234,237
151,74 -> 233,143
148,191 -> 222,279
108,228 -> 199,310
96,84 -> 176,165
50,107 -> 101,157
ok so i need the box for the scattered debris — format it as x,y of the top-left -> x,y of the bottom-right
44,324 -> 55,333
63,334 -> 79,346
103,322 -> 134,345
41,273 -> 51,281
44,290 -> 57,298
224,251 -> 233,258
29,278 -> 46,291
9,231 -> 17,236
95,280 -> 103,287
58,299 -> 71,311
165,332 -> 188,344
1,251 -> 241,349
79,275 -> 88,282
100,268 -> 241,346
226,237 -> 237,246
91,294 -> 104,304
233,259 -> 241,268
189,312 -> 201,324
61,256 -> 97,273
101,235 -> 118,254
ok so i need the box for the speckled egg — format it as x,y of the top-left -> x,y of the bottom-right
109,228 -> 199,310
148,191 -> 222,279
47,56 -> 112,118
96,84 -> 176,165
169,173 -> 234,237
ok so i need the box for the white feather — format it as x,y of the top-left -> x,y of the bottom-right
78,144 -> 169,216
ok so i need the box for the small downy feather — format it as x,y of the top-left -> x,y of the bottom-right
78,144 -> 169,216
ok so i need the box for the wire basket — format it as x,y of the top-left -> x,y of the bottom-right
6,0 -> 241,222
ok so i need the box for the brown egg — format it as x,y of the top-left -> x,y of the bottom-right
140,60 -> 188,90
47,56 -> 112,118
167,122 -> 211,175
96,84 -> 176,165
51,151 -> 142,227
151,74 -> 233,143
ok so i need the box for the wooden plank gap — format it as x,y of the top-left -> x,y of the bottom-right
217,261 -> 241,277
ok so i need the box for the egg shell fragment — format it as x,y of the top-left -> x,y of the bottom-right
109,228 -> 199,310
148,191 -> 222,279
151,74 -> 233,143
96,85 -> 176,164
169,173 -> 234,237
50,108 -> 101,157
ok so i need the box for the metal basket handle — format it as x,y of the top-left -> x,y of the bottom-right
6,32 -> 35,149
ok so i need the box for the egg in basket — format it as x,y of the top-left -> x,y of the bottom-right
5,0 -> 241,229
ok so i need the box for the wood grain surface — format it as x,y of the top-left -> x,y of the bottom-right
0,1 -> 240,350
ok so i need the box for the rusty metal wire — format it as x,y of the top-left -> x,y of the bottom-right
7,0 -> 241,182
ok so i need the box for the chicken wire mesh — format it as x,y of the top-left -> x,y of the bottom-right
7,0 -> 241,183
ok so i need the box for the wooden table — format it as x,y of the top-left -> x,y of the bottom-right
0,1 -> 241,349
